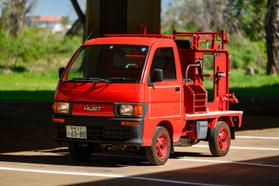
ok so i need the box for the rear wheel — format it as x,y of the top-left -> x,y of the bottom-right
208,121 -> 231,156
145,126 -> 171,165
68,142 -> 100,161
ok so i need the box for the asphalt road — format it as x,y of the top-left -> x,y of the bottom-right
0,103 -> 278,186
0,128 -> 278,186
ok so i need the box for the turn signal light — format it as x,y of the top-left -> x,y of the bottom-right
52,118 -> 65,123
120,121 -> 140,126
133,105 -> 144,117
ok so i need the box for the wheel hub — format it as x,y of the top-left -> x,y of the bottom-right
156,134 -> 168,158
218,128 -> 229,152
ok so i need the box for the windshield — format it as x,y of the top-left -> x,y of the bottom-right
66,45 -> 149,83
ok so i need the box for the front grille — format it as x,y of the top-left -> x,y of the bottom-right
57,125 -> 132,141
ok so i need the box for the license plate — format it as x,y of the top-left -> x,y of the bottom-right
66,125 -> 87,139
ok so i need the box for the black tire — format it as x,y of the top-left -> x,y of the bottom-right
68,142 -> 100,161
145,126 -> 171,165
208,121 -> 231,157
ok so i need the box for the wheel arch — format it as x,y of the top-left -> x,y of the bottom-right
145,123 -> 172,165
157,120 -> 174,141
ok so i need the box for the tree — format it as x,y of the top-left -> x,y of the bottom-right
266,0 -> 279,75
66,0 -> 85,37
0,0 -> 35,37
162,0 -> 267,40
226,0 -> 268,40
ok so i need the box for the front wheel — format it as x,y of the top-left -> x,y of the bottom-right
208,121 -> 231,157
145,126 -> 171,165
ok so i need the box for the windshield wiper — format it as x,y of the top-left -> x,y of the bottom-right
72,77 -> 109,82
71,77 -> 137,84
91,78 -> 111,86
71,77 -> 111,86
107,77 -> 137,82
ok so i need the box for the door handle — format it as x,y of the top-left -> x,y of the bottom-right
175,87 -> 180,92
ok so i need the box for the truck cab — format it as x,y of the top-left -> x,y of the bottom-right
53,31 -> 243,165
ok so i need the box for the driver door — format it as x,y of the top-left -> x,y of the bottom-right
148,47 -> 182,119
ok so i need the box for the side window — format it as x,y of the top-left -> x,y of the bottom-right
150,48 -> 176,81
203,54 -> 214,102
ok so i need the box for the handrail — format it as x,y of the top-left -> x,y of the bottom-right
104,34 -> 174,39
185,64 -> 201,84
173,30 -> 228,50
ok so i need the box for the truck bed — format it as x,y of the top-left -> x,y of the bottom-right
185,110 -> 243,120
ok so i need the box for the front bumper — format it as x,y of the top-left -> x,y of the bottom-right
53,115 -> 144,145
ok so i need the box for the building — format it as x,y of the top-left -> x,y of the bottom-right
25,16 -> 70,33
84,0 -> 161,37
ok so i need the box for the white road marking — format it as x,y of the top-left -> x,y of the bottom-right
0,166 -> 226,186
94,153 -> 279,168
175,158 -> 279,168
193,145 -> 279,151
236,136 -> 279,140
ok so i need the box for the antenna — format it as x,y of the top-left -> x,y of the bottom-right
85,31 -> 94,41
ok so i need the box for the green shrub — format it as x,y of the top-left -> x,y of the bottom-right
0,28 -> 267,73
227,35 -> 266,72
0,27 -> 81,72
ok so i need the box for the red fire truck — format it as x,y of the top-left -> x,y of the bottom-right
52,30 -> 243,165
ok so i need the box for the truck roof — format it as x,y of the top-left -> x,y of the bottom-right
83,37 -> 172,46
83,30 -> 228,51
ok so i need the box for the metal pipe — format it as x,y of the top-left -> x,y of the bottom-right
185,64 -> 201,83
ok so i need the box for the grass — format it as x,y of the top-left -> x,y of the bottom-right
229,70 -> 279,88
0,70 -> 278,102
0,90 -> 54,102
0,72 -> 58,102
229,70 -> 279,99
0,72 -> 58,90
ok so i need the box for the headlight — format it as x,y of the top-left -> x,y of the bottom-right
53,102 -> 70,114
119,104 -> 133,116
118,104 -> 144,117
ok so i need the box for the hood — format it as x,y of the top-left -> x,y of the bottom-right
55,81 -> 145,103
54,82 -> 145,117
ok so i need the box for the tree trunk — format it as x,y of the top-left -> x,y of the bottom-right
0,0 -> 34,37
266,0 -> 279,75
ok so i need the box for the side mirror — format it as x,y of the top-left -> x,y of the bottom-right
152,68 -> 163,82
59,67 -> 65,79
